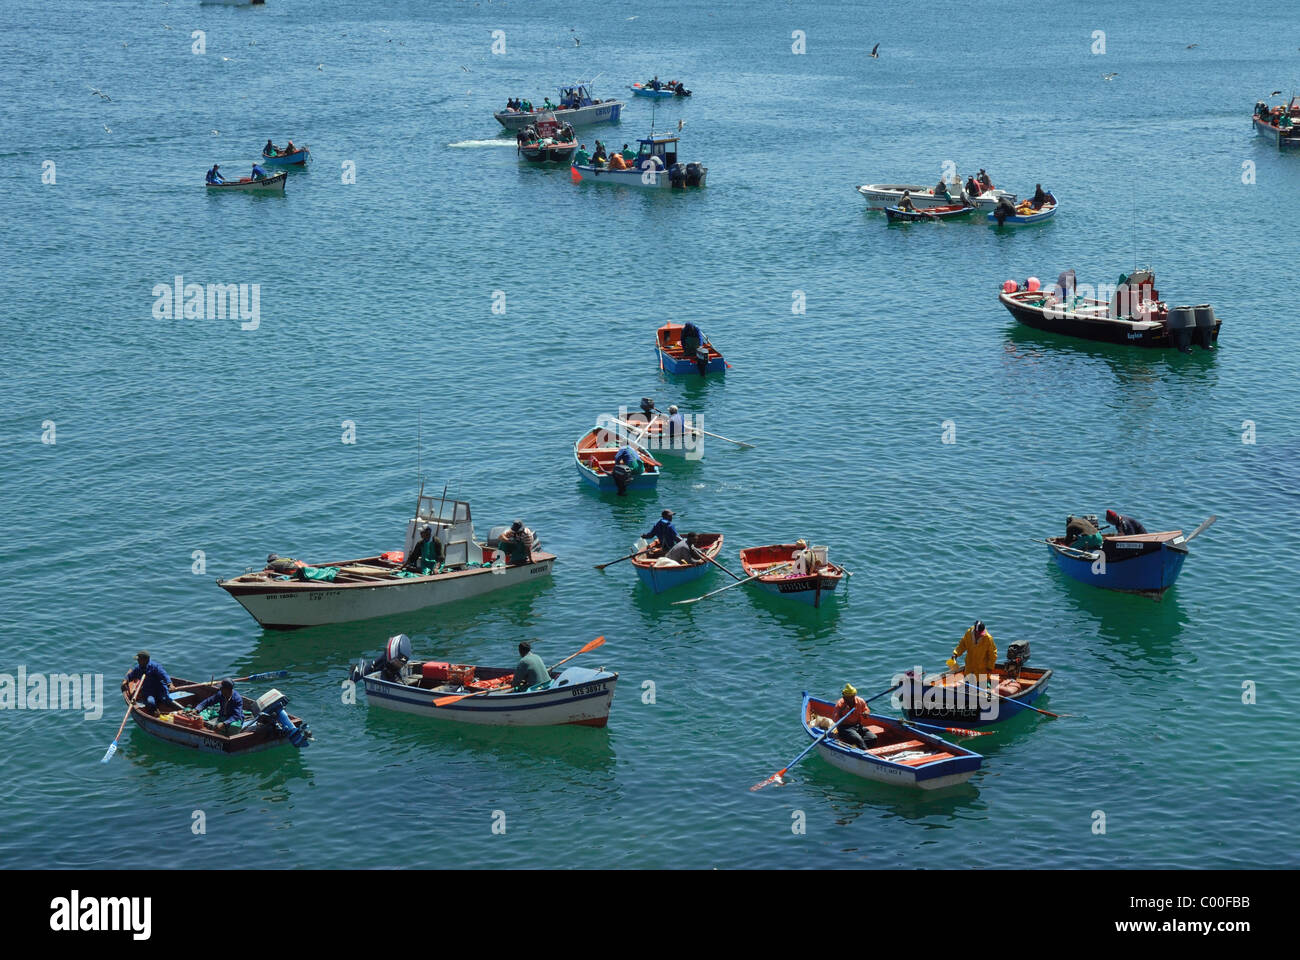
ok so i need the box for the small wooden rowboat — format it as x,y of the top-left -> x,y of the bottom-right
123,678 -> 311,755
900,663 -> 1052,727
884,202 -> 974,222
359,660 -> 617,727
573,426 -> 662,492
802,694 -> 981,789
261,145 -> 310,167
1045,530 -> 1190,596
656,323 -> 725,374
739,543 -> 845,608
988,200 -> 1058,225
205,172 -> 287,193
631,532 -> 723,593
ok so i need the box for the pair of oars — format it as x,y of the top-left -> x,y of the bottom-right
431,636 -> 606,707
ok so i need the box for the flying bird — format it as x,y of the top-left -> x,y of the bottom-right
1103,72 -> 1118,80
1185,43 -> 1198,49
103,124 -> 111,132
1271,90 -> 1283,96
461,65 -> 469,71
870,43 -> 879,59
574,37 -> 580,46
87,86 -> 111,101
677,119 -> 685,131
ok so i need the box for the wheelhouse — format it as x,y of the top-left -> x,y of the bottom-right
635,135 -> 680,168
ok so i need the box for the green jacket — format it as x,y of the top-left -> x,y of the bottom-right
573,149 -> 590,166
514,653 -> 550,690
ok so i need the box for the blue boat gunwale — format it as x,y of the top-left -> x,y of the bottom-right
800,692 -> 981,781
1044,529 -> 1189,595
631,532 -> 724,592
362,664 -> 617,712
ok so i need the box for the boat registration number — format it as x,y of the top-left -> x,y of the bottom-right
572,683 -> 606,697
1116,542 -> 1143,550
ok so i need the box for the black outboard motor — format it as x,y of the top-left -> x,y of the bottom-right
993,197 -> 1015,226
669,163 -> 686,189
685,162 -> 703,187
1168,305 -> 1195,353
1005,640 -> 1030,679
694,345 -> 710,374
611,463 -> 632,495
675,85 -> 691,98
1193,304 -> 1217,350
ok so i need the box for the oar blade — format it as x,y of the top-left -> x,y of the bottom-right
100,740 -> 118,764
750,768 -> 787,792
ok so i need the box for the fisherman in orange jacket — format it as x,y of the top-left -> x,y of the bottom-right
948,620 -> 997,680
832,683 -> 875,749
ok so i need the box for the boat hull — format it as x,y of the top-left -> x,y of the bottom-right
802,694 -> 981,789
902,668 -> 1052,727
123,679 -> 307,755
218,554 -> 556,628
998,291 -> 1222,348
1047,538 -> 1187,596
884,204 -> 974,222
261,148 -> 309,167
1253,116 -> 1300,149
739,544 -> 845,608
363,667 -> 616,727
988,203 -> 1057,225
573,163 -> 706,189
206,172 -> 286,192
631,534 -> 722,594
630,85 -> 676,99
496,101 -> 623,131
520,142 -> 576,163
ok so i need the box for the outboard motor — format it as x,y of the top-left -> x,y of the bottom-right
1168,305 -> 1195,353
639,397 -> 656,418
1004,641 -> 1030,679
694,345 -> 710,374
685,162 -> 703,187
351,634 -> 412,683
611,463 -> 632,495
1193,304 -> 1217,349
256,689 -> 310,747
669,163 -> 686,189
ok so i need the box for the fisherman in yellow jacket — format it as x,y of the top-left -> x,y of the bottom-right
947,620 -> 997,681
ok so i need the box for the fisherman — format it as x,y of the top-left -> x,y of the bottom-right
402,525 -> 440,574
543,97 -> 556,111
611,444 -> 643,495
1106,509 -> 1147,536
609,151 -> 629,170
621,142 -> 635,162
790,538 -> 819,576
665,404 -> 686,449
250,163 -> 269,180
573,143 -> 590,166
1064,515 -> 1103,550
978,168 -> 994,189
643,509 -> 681,551
934,177 -> 949,198
650,75 -> 662,91
499,520 -> 534,565
121,651 -> 174,715
593,141 -> 608,165
993,195 -> 1016,224
965,174 -> 982,197
264,139 -> 277,156
898,190 -> 916,212
680,321 -> 703,357
512,641 -> 550,691
663,531 -> 699,563
193,679 -> 244,734
285,139 -> 296,154
1031,184 -> 1048,209
832,683 -> 875,750
947,620 -> 997,683
205,164 -> 224,185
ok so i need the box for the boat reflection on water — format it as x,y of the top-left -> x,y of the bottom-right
1003,323 -> 1220,387
1052,571 -> 1191,673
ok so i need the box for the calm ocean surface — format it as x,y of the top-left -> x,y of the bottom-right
2,0 -> 1297,869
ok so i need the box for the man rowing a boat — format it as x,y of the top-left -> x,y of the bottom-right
643,509 -> 680,552
513,641 -> 550,691
192,679 -> 244,734
832,684 -> 875,749
121,650 -> 175,716
205,164 -> 224,185
947,620 -> 997,684
250,163 -> 269,180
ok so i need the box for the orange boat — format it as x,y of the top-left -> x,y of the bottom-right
739,543 -> 845,608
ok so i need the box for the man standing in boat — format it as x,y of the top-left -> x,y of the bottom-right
832,683 -> 875,749
121,650 -> 175,715
947,621 -> 997,685
499,520 -> 534,565
513,641 -> 550,691
1105,509 -> 1147,536
193,679 -> 244,734
665,405 -> 686,451
643,509 -> 680,552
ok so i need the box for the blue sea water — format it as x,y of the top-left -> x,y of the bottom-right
1,0 -> 1298,869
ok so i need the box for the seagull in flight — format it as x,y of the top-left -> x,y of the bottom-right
1102,72 -> 1118,80
870,43 -> 879,59
1185,43 -> 1198,49
87,85 -> 111,101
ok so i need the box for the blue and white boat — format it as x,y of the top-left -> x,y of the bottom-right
572,133 -> 706,189
573,426 -> 662,493
261,144 -> 310,167
989,197 -> 1058,225
631,532 -> 723,594
801,694 -> 981,790
629,79 -> 690,99
656,322 -> 724,373
1044,516 -> 1215,597
495,82 -> 624,132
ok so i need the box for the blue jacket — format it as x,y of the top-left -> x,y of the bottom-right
126,660 -> 171,703
614,445 -> 640,466
251,164 -> 268,179
196,688 -> 244,724
681,322 -> 702,342
643,518 -> 679,548
206,168 -> 224,184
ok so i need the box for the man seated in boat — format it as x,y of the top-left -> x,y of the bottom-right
660,532 -> 699,564
1064,515 -> 1103,550
498,520 -> 535,565
898,190 -> 916,212
205,164 -> 224,185
121,650 -> 175,715
978,169 -> 995,190
965,174 -> 982,198
947,620 -> 997,686
1030,184 -> 1050,210
665,405 -> 686,448
573,143 -> 591,166
284,139 -> 297,154
265,139 -> 278,156
832,683 -> 876,749
933,177 -> 951,200
513,641 -> 550,691
402,525 -> 442,574
790,539 -> 819,577
680,321 -> 703,357
1105,509 -> 1147,536
609,151 -> 629,170
250,163 -> 269,180
191,679 -> 244,734
643,509 -> 681,552
592,141 -> 608,166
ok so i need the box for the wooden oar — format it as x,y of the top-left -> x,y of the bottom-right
672,561 -> 792,605
651,407 -> 754,449
961,680 -> 1072,719
432,636 -> 606,707
691,543 -> 743,581
1179,514 -> 1217,544
594,549 -> 643,571
170,668 -> 292,693
751,682 -> 903,791
102,677 -> 144,763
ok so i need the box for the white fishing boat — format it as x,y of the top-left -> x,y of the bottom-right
205,172 -> 286,193
857,180 -> 1015,211
572,133 -> 706,189
217,485 -> 555,628
353,638 -> 617,727
494,82 -> 624,132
